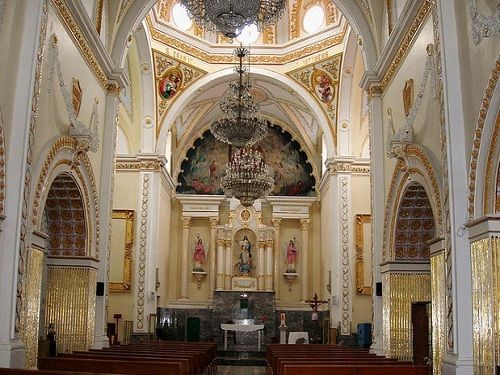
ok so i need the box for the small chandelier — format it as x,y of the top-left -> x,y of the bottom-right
179,0 -> 286,38
210,47 -> 268,148
221,148 -> 274,207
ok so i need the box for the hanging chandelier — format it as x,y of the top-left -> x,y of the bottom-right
221,147 -> 274,207
179,0 -> 286,38
210,47 -> 268,148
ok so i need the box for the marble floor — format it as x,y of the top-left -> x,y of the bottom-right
217,365 -> 266,374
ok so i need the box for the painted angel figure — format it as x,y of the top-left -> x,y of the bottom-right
193,237 -> 206,271
286,239 -> 298,272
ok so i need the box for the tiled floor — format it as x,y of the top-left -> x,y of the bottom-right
217,365 -> 266,374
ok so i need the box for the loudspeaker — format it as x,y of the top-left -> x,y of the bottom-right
375,282 -> 382,296
96,282 -> 105,296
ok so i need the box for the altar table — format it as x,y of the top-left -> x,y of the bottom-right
221,323 -> 264,351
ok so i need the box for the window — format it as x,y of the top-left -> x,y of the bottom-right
303,5 -> 325,34
236,23 -> 260,45
172,3 -> 192,31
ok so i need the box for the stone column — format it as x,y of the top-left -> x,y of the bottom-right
258,242 -> 265,291
216,239 -> 225,290
265,240 -> 274,291
224,240 -> 232,290
300,219 -> 310,301
208,217 -> 218,299
272,218 -> 282,302
179,216 -> 191,300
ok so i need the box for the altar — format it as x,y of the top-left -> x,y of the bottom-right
221,320 -> 265,350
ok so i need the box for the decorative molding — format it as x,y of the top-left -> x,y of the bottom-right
380,0 -> 433,92
109,209 -> 134,293
136,174 -> 150,330
51,0 -> 107,87
147,16 -> 346,65
340,176 -> 351,335
17,0 -> 49,334
484,112 -> 500,215
355,214 -> 372,295
115,155 -> 166,171
468,57 -> 500,219
469,0 -> 500,44
386,0 -> 394,35
94,0 -> 103,34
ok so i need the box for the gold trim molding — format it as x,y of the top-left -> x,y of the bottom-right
109,210 -> 134,293
51,0 -> 107,88
148,15 -> 346,65
115,160 -> 163,171
355,214 -> 372,295
467,57 -> 500,219
380,0 -> 433,92
0,105 -> 5,216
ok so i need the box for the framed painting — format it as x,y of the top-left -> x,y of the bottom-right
109,209 -> 134,292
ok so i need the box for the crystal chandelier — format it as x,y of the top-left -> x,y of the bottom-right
210,47 -> 268,148
179,0 -> 286,38
221,148 -> 274,207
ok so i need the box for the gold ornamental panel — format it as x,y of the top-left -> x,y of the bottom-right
110,209 -> 134,292
355,214 -> 372,295
21,248 -> 45,369
431,252 -> 445,375
382,272 -> 431,361
45,266 -> 97,353
471,237 -> 499,374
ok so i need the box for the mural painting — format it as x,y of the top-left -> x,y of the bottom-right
176,125 -> 316,196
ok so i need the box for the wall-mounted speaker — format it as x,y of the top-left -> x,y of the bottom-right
375,282 -> 382,296
96,282 -> 105,296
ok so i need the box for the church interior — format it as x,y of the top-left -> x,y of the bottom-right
0,0 -> 499,374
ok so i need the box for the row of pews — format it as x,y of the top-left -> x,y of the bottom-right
0,341 -> 217,375
266,344 -> 430,375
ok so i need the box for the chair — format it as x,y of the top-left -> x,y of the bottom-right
288,331 -> 309,344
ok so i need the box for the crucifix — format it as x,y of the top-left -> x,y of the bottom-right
305,293 -> 329,321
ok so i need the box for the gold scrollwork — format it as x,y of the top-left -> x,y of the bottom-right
109,210 -> 134,292
355,214 -> 372,295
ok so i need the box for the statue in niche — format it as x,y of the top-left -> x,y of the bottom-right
236,235 -> 253,275
286,238 -> 298,272
193,236 -> 206,271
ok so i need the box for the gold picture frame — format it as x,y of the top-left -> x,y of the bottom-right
109,209 -> 134,292
355,214 -> 373,295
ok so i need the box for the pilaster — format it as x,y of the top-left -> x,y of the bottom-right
300,218 -> 310,302
179,216 -> 191,300
271,218 -> 282,303
208,217 -> 218,299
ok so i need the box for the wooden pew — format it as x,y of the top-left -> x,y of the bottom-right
282,364 -> 429,375
0,370 -> 126,375
38,357 -> 188,375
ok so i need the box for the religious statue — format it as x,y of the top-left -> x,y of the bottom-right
237,235 -> 253,275
286,239 -> 298,272
193,237 -> 206,271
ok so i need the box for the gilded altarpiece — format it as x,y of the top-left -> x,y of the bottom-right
45,267 -> 97,353
430,250 -> 445,375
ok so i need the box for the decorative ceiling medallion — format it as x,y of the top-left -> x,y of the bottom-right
311,69 -> 334,103
403,79 -> 414,118
158,67 -> 183,100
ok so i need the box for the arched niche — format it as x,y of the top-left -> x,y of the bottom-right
393,182 -> 435,261
44,173 -> 87,257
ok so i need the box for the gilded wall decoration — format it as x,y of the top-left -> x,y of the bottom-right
152,49 -> 206,135
403,79 -> 414,117
340,176 -> 351,335
431,252 -> 445,375
496,162 -> 500,213
45,173 -> 87,257
386,0 -> 394,35
17,0 -> 48,334
289,0 -> 339,39
176,126 -> 316,196
72,77 -> 82,117
393,183 -> 435,260
355,214 -> 372,295
110,210 -> 134,292
94,0 -> 103,34
468,58 -> 500,219
484,112 -> 500,215
0,105 -> 5,216
286,54 -> 342,135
